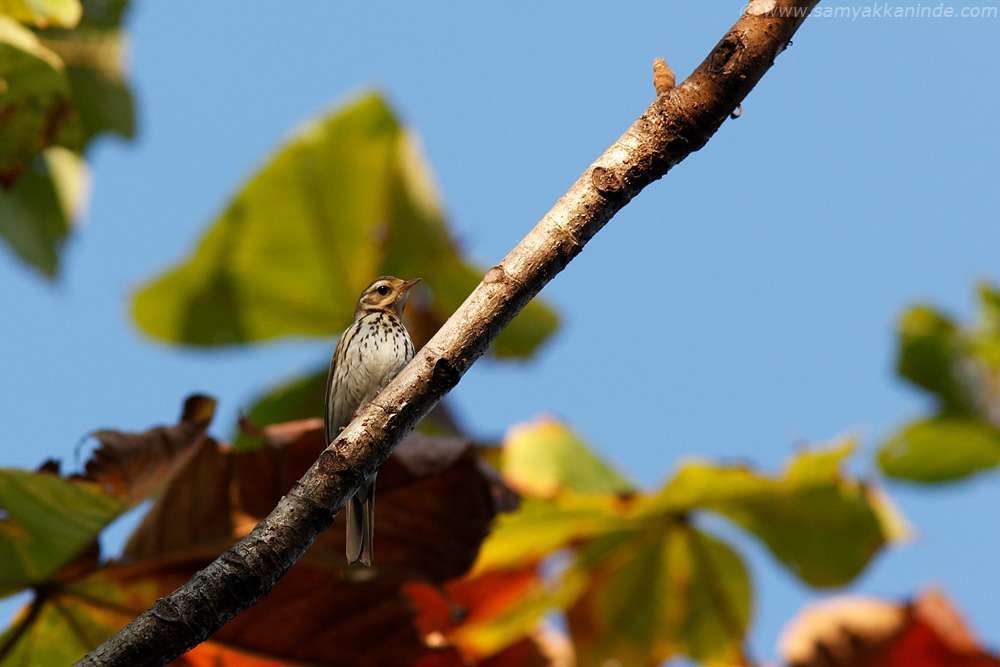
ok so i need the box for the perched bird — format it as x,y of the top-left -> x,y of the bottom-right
325,276 -> 420,566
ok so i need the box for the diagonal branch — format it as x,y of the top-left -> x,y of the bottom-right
74,2 -> 820,665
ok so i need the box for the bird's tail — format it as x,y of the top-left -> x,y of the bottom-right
346,473 -> 376,566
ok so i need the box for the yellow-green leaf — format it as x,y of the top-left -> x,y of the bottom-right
0,0 -> 81,28
654,440 -> 896,587
0,469 -> 124,597
879,416 -> 1000,482
501,419 -> 634,497
473,496 -> 628,573
0,568 -> 149,665
132,91 -> 557,358
566,526 -> 750,667
464,429 -> 898,664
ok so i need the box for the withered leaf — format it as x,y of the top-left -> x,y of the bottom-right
124,418 -> 505,582
780,589 -> 1000,667
82,394 -> 217,505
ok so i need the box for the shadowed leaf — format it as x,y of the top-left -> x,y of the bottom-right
567,526 -> 750,667
0,17 -> 83,184
0,1 -> 133,278
36,0 -> 135,142
0,146 -> 87,276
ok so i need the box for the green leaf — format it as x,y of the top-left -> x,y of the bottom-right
132,91 -> 557,358
501,419 -> 634,497
0,16 -> 83,184
467,428 -> 899,664
474,496 -> 629,573
655,441 -> 895,587
566,526 -> 750,667
880,284 -> 1000,482
0,146 -> 87,276
0,569 -> 144,664
0,469 -> 124,597
0,0 -> 81,28
879,416 -> 1000,482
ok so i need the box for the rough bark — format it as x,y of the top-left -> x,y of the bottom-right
75,2 -> 821,665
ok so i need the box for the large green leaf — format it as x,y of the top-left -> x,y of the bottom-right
0,146 -> 87,276
0,469 -> 124,597
655,441 -> 899,587
0,16 -> 83,185
878,284 -> 1000,482
132,92 -> 557,357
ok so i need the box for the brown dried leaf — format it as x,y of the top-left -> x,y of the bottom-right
92,559 -> 466,667
103,418 -> 512,666
81,394 -> 217,505
197,569 -> 466,667
125,418 -> 507,582
779,589 -> 1000,667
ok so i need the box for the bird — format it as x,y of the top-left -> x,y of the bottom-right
325,276 -> 420,566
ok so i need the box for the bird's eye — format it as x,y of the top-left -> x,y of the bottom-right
376,285 -> 390,296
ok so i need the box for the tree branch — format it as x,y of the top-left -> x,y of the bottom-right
75,2 -> 820,665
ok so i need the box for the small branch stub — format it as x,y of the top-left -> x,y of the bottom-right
591,166 -> 623,199
653,57 -> 676,95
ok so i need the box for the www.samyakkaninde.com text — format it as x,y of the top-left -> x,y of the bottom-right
755,2 -> 998,19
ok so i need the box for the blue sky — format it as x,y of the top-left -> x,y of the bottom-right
2,1 -> 999,662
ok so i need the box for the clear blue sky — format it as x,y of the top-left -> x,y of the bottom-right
2,1 -> 999,661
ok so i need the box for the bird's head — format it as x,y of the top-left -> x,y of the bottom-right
354,276 -> 421,319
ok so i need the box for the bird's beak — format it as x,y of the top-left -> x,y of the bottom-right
399,278 -> 421,293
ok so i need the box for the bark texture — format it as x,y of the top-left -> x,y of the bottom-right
75,2 -> 821,665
